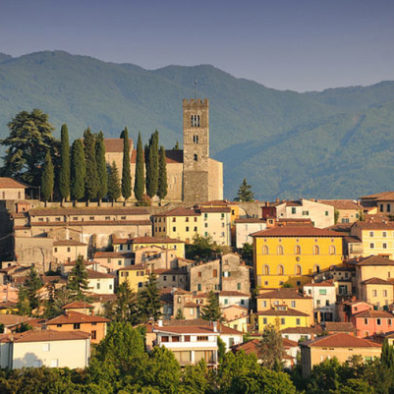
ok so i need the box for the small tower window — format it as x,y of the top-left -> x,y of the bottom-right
194,154 -> 198,161
193,135 -> 199,144
191,115 -> 200,127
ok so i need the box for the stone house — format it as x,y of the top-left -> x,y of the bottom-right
0,178 -> 27,201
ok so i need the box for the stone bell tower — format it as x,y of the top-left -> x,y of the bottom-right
182,98 -> 210,203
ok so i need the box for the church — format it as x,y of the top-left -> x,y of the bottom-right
104,98 -> 223,203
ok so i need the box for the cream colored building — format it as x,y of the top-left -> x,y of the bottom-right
93,251 -> 134,272
86,270 -> 115,294
0,330 -> 90,369
235,218 -> 267,248
274,199 -> 334,229
53,240 -> 88,264
0,178 -> 27,200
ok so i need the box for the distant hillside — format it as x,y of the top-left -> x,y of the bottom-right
1,50 -> 394,200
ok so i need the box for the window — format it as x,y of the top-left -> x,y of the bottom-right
373,290 -> 377,297
198,271 -> 202,278
97,283 -> 100,289
172,217 -> 176,222
369,231 -> 374,237
172,336 -> 180,342
329,245 -> 336,255
173,227 -> 176,232
389,319 -> 392,326
191,115 -> 200,127
73,323 -> 80,329
317,300 -> 321,306
186,227 -> 189,232
314,265 -> 320,273
184,335 -> 190,342
138,282 -> 143,288
197,284 -> 202,291
278,265 -> 284,275
105,216 -> 110,220
163,275 -> 167,281
42,343 -> 50,352
91,330 -> 97,340
67,247 -> 71,252
263,301 -> 267,307
380,205 -> 384,213
263,318 -> 267,324
193,135 -> 199,143
281,318 -> 285,325
383,231 -> 387,237
193,154 -> 198,161
325,211 -> 329,216
383,243 -> 387,249
383,290 -> 388,297
185,217 -> 189,222
370,243 -> 374,249
291,207 -> 296,214
319,289 -> 327,295
54,248 -> 58,252
377,319 -> 381,325
277,245 -> 284,255
89,216 -> 95,221
388,204 -> 391,212
161,336 -> 169,342
296,318 -> 300,325
325,300 -> 330,306
50,359 -> 59,367
194,227 -> 197,231
262,245 -> 269,255
57,324 -> 62,327
224,299 -> 228,305
295,265 -> 302,275
204,223 -> 208,228
197,336 -> 208,341
302,210 -> 309,216
291,301 -> 296,308
264,265 -> 270,275
313,245 -> 320,255
237,283 -> 241,290
295,245 -> 301,255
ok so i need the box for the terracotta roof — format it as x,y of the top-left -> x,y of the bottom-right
62,301 -> 94,310
117,264 -> 146,271
103,138 -> 132,153
353,310 -> 393,318
360,191 -> 394,201
303,280 -> 335,288
283,337 -> 299,347
303,333 -> 381,348
29,207 -> 148,216
232,339 -> 260,355
355,256 -> 394,266
53,240 -> 87,246
258,288 -> 312,299
32,219 -> 152,227
154,320 -> 243,335
0,177 -> 27,189
86,269 -> 115,279
131,236 -> 184,244
94,251 -> 134,258
352,221 -> 394,230
257,307 -> 309,317
281,326 -> 323,334
235,218 -> 266,224
0,315 -> 29,327
324,322 -> 356,332
318,200 -> 361,210
46,311 -> 109,325
154,207 -> 200,217
325,223 -> 353,233
0,329 -> 90,343
197,291 -> 250,298
131,149 -> 183,164
251,226 -> 343,238
198,207 -> 231,213
362,277 -> 392,285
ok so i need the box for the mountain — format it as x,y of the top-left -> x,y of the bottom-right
0,50 -> 394,200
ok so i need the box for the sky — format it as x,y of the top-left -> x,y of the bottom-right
1,0 -> 394,92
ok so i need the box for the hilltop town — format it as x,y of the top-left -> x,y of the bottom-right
0,98 -> 393,391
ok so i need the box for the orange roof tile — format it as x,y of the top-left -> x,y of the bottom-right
0,329 -> 90,343
355,256 -> 394,266
29,207 -> 148,216
62,301 -> 94,310
324,322 -> 356,332
86,269 -> 115,279
258,288 -> 312,299
354,310 -> 393,318
360,191 -> 394,201
257,307 -> 309,317
362,277 -> 392,285
103,138 -> 132,153
318,200 -> 361,210
251,226 -> 343,238
154,207 -> 200,217
0,177 -> 27,189
46,311 -> 109,325
53,240 -> 87,246
304,333 -> 381,348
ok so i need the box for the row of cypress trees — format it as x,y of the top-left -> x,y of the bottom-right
41,125 -> 168,203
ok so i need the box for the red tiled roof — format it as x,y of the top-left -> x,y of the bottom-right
31,220 -> 152,227
234,218 -> 266,224
324,322 -> 356,332
354,310 -> 394,319
251,226 -> 343,238
46,311 -> 109,325
94,251 -> 134,258
117,264 -> 146,271
257,307 -> 309,317
86,269 -> 115,279
154,320 -> 243,335
53,240 -> 87,246
355,256 -> 394,266
198,207 -> 231,213
258,288 -> 312,299
303,280 -> 335,288
131,149 -> 183,164
362,277 -> 392,285
352,221 -> 394,230
0,177 -> 27,189
0,329 -> 90,343
103,138 -> 132,153
154,207 -> 199,217
318,200 -> 361,210
29,207 -> 149,216
131,236 -> 184,244
0,315 -> 29,327
304,333 -> 381,348
281,326 -> 323,334
360,191 -> 394,201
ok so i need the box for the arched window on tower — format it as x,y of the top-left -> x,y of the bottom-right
278,265 -> 284,275
193,135 -> 199,144
277,245 -> 284,255
295,245 -> 301,255
193,154 -> 198,161
295,264 -> 302,275
313,245 -> 320,255
191,115 -> 200,127
264,265 -> 270,275
329,245 -> 336,255
262,245 -> 269,255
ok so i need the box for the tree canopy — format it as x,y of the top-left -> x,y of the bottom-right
235,178 -> 254,202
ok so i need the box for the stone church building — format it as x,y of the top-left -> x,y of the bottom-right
104,98 -> 223,203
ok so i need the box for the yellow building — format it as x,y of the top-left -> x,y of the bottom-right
113,236 -> 186,259
117,265 -> 149,292
252,227 -> 343,289
257,288 -> 314,321
257,305 -> 310,332
350,222 -> 394,259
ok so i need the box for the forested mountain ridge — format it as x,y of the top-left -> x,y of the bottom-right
1,50 -> 394,199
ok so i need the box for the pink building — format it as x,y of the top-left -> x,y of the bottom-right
352,310 -> 393,337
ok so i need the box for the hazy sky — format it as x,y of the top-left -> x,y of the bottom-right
1,0 -> 394,91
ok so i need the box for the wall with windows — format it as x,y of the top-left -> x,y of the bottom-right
303,284 -> 336,322
360,229 -> 394,259
257,309 -> 310,332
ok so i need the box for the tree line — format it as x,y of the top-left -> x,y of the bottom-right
0,109 -> 168,203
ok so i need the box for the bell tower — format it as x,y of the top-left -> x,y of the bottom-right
182,98 -> 210,203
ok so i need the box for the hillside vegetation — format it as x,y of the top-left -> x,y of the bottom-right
1,51 -> 394,199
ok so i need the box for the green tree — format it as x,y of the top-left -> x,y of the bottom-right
175,308 -> 184,320
0,109 -> 57,186
134,132 -> 145,201
104,282 -> 138,323
201,291 -> 222,321
334,208 -> 340,224
71,139 -> 86,200
146,130 -> 159,198
258,324 -> 284,370
240,242 -> 253,263
83,128 -> 99,201
181,360 -> 210,394
16,287 -> 31,316
96,131 -> 108,202
24,266 -> 43,310
137,274 -> 161,321
41,150 -> 54,202
235,178 -> 254,202
67,255 -> 89,297
158,146 -> 167,200
186,234 -> 222,261
59,124 -> 71,201
217,336 -> 227,362
121,127 -> 132,200
381,340 -> 394,370
307,357 -> 341,393
173,140 -> 180,150
107,161 -> 121,202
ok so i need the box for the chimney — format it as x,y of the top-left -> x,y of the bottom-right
213,321 -> 218,333
157,319 -> 163,327
265,201 -> 270,207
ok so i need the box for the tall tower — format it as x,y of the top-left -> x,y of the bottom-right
182,98 -> 210,203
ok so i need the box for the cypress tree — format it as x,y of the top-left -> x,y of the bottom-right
121,127 -> 131,200
71,139 -> 86,201
67,255 -> 89,298
158,145 -> 167,200
96,131 -> 108,201
59,124 -> 70,201
24,266 -> 43,310
83,128 -> 99,201
108,161 -> 121,202
41,150 -> 54,202
146,130 -> 159,198
134,132 -> 144,201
